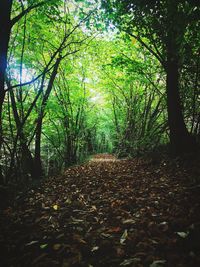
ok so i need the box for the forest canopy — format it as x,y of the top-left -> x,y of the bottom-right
0,0 -> 199,184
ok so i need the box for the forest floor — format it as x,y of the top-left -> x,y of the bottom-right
0,154 -> 200,267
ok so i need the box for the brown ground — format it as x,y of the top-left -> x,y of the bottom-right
0,154 -> 200,267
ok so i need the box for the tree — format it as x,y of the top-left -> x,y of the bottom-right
0,0 -> 55,182
102,0 -> 199,154
0,0 -> 49,140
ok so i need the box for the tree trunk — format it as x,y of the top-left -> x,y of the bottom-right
165,0 -> 197,155
0,0 -> 12,125
34,116 -> 43,179
166,48 -> 196,154
34,57 -> 61,178
9,88 -> 36,180
0,0 -> 12,183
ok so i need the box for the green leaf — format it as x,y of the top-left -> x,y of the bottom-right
40,244 -> 48,249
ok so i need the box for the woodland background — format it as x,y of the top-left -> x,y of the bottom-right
0,0 -> 199,186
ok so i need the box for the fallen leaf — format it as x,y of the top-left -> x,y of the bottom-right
101,233 -> 113,239
107,226 -> 121,233
120,258 -> 141,266
160,221 -> 167,225
116,247 -> 125,257
53,204 -> 59,210
40,244 -> 48,249
150,260 -> 166,267
120,229 -> 128,245
53,243 -> 61,250
65,198 -> 72,204
122,219 -> 136,225
91,246 -> 99,252
159,222 -> 169,232
91,205 -> 97,211
25,240 -> 39,246
56,233 -> 65,239
71,216 -> 84,223
73,234 -> 87,244
176,231 -> 189,238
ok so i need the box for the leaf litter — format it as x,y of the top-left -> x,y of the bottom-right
0,153 -> 200,266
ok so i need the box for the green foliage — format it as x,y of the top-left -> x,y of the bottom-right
0,0 -> 199,184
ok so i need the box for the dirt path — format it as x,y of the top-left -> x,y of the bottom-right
0,154 -> 200,267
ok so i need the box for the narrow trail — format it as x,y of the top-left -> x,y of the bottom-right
0,154 -> 200,267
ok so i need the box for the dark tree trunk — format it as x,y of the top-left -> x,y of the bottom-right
21,142 -> 36,180
34,117 -> 43,179
165,0 -> 197,155
9,89 -> 36,180
166,47 -> 196,154
0,0 -> 12,129
34,57 -> 61,178
0,0 -> 12,183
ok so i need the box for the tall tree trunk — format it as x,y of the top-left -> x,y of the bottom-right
34,57 -> 61,178
34,116 -> 43,179
166,45 -> 196,154
0,0 -> 12,183
166,0 -> 196,155
0,0 -> 12,118
9,89 -> 35,180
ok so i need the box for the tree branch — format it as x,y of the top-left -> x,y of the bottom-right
127,31 -> 165,68
11,1 -> 46,27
